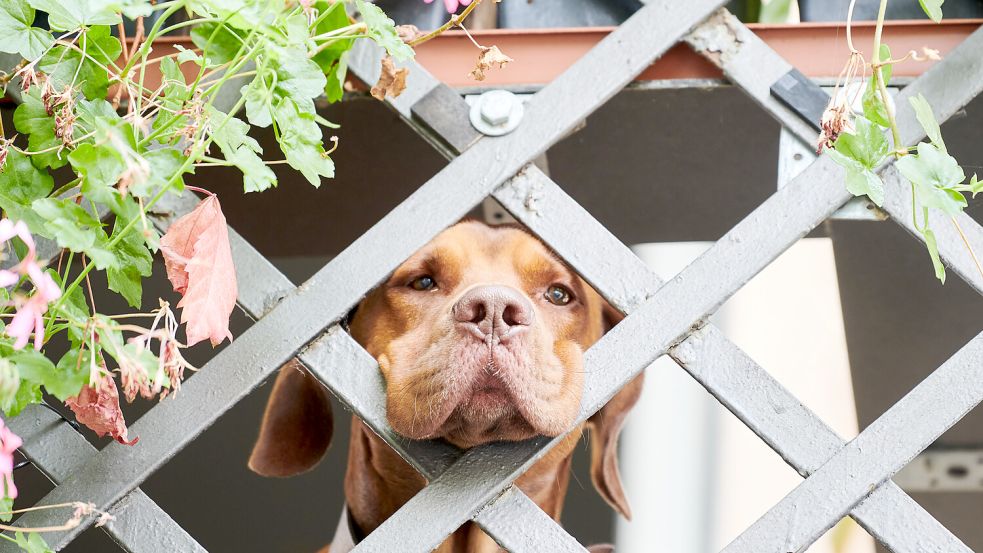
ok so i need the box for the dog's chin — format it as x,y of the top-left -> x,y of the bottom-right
385,335 -> 582,447
439,388 -> 539,449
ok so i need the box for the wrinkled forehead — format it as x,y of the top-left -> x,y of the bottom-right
399,222 -> 574,286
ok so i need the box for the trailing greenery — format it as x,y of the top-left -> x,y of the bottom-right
821,0 -> 983,283
0,0 -> 411,548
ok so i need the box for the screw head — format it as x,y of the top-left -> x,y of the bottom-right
469,89 -> 524,136
480,90 -> 514,126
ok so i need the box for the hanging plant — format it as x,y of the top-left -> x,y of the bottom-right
819,0 -> 983,283
0,0 -> 512,547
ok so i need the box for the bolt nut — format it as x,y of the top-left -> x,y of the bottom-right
481,92 -> 513,126
470,90 -> 524,136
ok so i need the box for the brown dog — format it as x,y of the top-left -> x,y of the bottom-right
248,221 -> 643,552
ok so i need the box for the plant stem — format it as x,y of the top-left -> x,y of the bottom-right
52,22 -> 263,315
951,216 -> 983,281
409,0 -> 486,47
871,0 -> 905,153
49,178 -> 82,199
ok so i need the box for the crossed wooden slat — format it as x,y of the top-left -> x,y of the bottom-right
5,3 -> 983,552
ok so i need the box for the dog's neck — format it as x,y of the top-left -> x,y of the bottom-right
344,418 -> 582,553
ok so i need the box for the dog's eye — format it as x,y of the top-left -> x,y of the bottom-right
545,285 -> 572,306
409,275 -> 437,291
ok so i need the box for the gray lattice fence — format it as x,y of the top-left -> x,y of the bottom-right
5,3 -> 983,552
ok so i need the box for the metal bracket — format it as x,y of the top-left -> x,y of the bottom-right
770,68 -> 827,133
410,84 -> 483,156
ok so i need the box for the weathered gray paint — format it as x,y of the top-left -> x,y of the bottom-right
723,332 -> 983,553
7,0 -> 731,547
496,171 -> 971,552
7,406 -> 206,553
686,9 -> 983,293
6,3 -> 983,552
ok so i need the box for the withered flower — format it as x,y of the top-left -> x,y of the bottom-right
0,137 -> 11,172
816,100 -> 854,153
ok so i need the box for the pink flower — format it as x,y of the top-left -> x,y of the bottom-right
6,265 -> 60,350
0,219 -> 61,350
0,418 -> 22,499
423,0 -> 472,14
6,297 -> 44,350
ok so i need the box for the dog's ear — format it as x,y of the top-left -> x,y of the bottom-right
587,304 -> 644,520
248,358 -> 334,478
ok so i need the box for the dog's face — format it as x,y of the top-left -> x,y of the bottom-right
249,220 -> 643,520
348,221 -> 606,448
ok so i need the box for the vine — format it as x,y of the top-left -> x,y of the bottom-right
820,0 -> 983,283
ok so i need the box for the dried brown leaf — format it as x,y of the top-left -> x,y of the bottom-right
396,24 -> 425,44
66,375 -> 137,445
468,45 -> 513,81
371,56 -> 409,101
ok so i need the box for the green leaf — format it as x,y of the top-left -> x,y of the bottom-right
0,355 -> 43,418
832,116 -> 889,169
13,89 -> 66,170
12,348 -> 87,401
921,226 -> 946,283
210,108 -> 278,192
758,0 -> 793,23
918,0 -> 944,22
38,26 -> 121,99
909,93 -> 945,152
26,0 -> 124,30
273,98 -> 334,186
0,489 -> 13,522
312,2 -> 355,97
970,174 -> 982,197
827,148 -> 886,206
129,148 -> 187,198
174,44 -> 203,66
14,531 -> 53,553
324,56 -> 347,103
228,145 -> 278,192
190,21 -> 245,66
49,270 -> 89,343
31,198 -> 116,269
241,72 -> 275,128
106,203 -> 153,308
243,46 -> 327,128
0,150 -> 54,232
70,142 -> 125,204
896,142 -> 967,216
273,46 -> 326,109
356,0 -> 414,62
862,44 -> 893,128
0,0 -> 53,60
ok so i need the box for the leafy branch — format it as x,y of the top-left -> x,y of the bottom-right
0,0 -> 419,550
820,0 -> 983,283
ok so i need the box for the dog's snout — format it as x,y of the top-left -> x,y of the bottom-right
453,285 -> 533,342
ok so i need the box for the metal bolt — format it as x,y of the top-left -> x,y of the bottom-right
470,89 -> 524,136
481,91 -> 514,126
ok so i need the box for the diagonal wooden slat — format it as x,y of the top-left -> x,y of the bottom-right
493,169 -> 972,552
723,331 -> 983,553
686,10 -> 983,294
357,20 -> 983,550
8,406 -> 206,553
7,1 -> 732,547
10,5 -> 983,552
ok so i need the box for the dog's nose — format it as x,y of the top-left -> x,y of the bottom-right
453,285 -> 533,343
